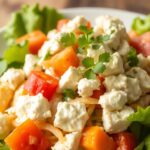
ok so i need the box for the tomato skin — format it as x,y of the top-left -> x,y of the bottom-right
5,120 -> 50,150
16,30 -> 47,55
24,71 -> 58,100
129,31 -> 150,57
57,19 -> 70,31
92,76 -> 106,99
112,132 -> 136,150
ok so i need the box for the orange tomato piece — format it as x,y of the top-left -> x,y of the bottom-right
80,126 -> 116,150
5,119 -> 50,150
16,30 -> 47,54
57,19 -> 70,31
42,47 -> 79,77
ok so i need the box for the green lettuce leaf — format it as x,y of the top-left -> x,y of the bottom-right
4,4 -> 64,45
0,140 -> 10,150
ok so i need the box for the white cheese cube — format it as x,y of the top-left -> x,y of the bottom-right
103,52 -> 124,76
99,90 -> 127,111
0,68 -> 25,90
102,106 -> 134,134
0,113 -> 12,139
61,16 -> 88,33
14,93 -> 51,124
54,102 -> 89,132
52,132 -> 81,150
59,67 -> 81,91
127,67 -> 150,94
47,29 -> 58,40
78,78 -> 100,97
23,54 -> 41,76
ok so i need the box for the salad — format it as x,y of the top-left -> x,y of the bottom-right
0,4 -> 150,150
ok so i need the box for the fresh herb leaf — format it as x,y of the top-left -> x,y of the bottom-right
79,25 -> 93,34
0,60 -> 8,76
127,48 -> 139,67
92,44 -> 100,50
78,34 -> 91,48
43,51 -> 51,60
8,62 -> 24,69
99,52 -> 110,62
96,34 -> 110,43
93,62 -> 106,73
82,57 -> 94,68
60,32 -> 76,47
3,41 -> 28,64
84,69 -> 96,79
0,140 -> 10,150
77,47 -> 83,54
62,89 -> 76,101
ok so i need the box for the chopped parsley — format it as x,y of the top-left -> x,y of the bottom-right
92,44 -> 100,50
60,32 -> 76,47
78,34 -> 92,48
127,48 -> 139,67
79,25 -> 93,35
99,52 -> 110,62
83,69 -> 96,79
93,62 -> 106,74
82,57 -> 94,68
62,89 -> 76,101
96,34 -> 110,43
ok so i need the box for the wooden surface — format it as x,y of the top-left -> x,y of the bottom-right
0,0 -> 150,27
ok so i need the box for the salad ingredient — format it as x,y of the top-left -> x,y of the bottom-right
4,4 -> 64,45
0,84 -> 13,112
102,106 -> 134,133
24,71 -> 58,100
16,30 -> 47,54
80,126 -> 116,150
0,68 -> 25,90
5,119 -> 50,150
52,132 -> 81,150
62,89 -> 76,101
77,78 -> 100,97
57,19 -> 70,31
132,15 -> 150,34
0,60 -> 8,76
54,102 -> 89,132
59,66 -> 81,91
0,140 -> 10,150
42,47 -> 79,76
113,131 -> 136,150
129,32 -> 150,57
14,93 -> 51,124
0,113 -> 13,139
99,90 -> 127,111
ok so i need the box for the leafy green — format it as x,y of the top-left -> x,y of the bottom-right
99,52 -> 110,62
82,57 -> 94,68
83,69 -> 96,79
79,25 -> 93,34
62,89 -> 76,101
60,32 -> 76,47
3,41 -> 28,64
0,140 -> 10,150
92,44 -> 100,50
78,34 -> 92,48
0,60 -> 8,76
127,48 -> 139,67
4,4 -> 64,45
96,34 -> 110,43
93,62 -> 106,73
132,15 -> 150,34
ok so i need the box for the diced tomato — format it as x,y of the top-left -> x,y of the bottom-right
86,21 -> 91,29
92,76 -> 106,99
112,131 -> 136,150
129,31 -> 150,56
5,119 -> 50,150
57,19 -> 70,31
24,71 -> 58,100
16,30 -> 47,54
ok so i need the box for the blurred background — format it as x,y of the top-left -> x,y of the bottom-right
0,0 -> 149,27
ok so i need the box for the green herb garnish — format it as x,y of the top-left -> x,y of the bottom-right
83,69 -> 96,79
93,62 -> 106,73
96,34 -> 110,43
79,25 -> 93,34
92,44 -> 100,50
99,52 -> 110,62
62,89 -> 76,101
82,57 -> 94,68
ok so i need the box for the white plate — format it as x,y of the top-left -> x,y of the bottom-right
0,7 -> 145,56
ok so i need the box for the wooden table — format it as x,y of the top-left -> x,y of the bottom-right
0,0 -> 149,27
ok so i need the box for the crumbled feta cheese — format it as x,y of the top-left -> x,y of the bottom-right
102,106 -> 134,134
59,67 -> 81,91
52,132 -> 81,150
14,93 -> 51,124
23,54 -> 41,76
0,68 -> 25,90
87,44 -> 112,63
118,40 -> 130,56
103,52 -> 124,76
127,67 -> 150,94
94,15 -> 127,50
0,83 -> 13,112
61,16 -> 88,33
47,29 -> 58,39
104,74 -> 142,102
99,90 -> 127,111
0,113 -> 12,139
54,102 -> 88,132
78,78 -> 100,97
